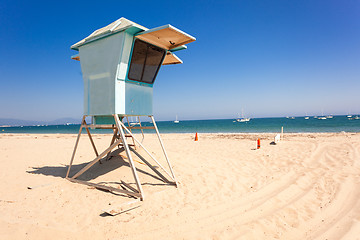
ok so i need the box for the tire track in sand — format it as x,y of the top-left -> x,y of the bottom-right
130,141 -> 332,238
126,140 -> 360,240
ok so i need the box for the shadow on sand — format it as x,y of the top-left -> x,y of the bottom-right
27,148 -> 164,183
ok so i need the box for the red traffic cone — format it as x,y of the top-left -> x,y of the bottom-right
257,138 -> 260,149
195,132 -> 198,141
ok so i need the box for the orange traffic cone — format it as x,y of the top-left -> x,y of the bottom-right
195,132 -> 198,141
257,138 -> 260,149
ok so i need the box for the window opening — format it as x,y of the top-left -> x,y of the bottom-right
128,39 -> 166,84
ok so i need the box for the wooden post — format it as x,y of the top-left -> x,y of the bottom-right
68,178 -> 140,198
66,116 -> 86,178
70,137 -> 124,179
150,116 -> 177,186
106,129 -> 118,160
129,147 -> 175,185
117,120 -> 175,182
84,119 -> 99,157
66,114 -> 177,201
114,114 -> 144,200
137,116 -> 145,143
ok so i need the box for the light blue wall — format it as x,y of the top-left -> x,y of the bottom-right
121,34 -> 154,116
79,33 -> 125,115
79,30 -> 155,117
124,82 -> 153,115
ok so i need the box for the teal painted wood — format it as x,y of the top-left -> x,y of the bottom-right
79,32 -> 124,116
78,30 -> 154,116
125,82 -> 153,115
71,18 -> 146,51
124,37 -> 155,87
93,116 -> 116,125
71,17 -> 194,118
115,32 -> 153,116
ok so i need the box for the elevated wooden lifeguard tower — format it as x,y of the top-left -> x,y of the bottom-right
66,17 -> 195,200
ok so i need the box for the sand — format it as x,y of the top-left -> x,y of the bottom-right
0,132 -> 360,239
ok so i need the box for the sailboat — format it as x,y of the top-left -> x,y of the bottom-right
304,112 -> 309,119
318,109 -> 327,120
236,109 -> 250,122
349,116 -> 360,120
174,115 -> 179,123
129,116 -> 139,126
347,109 -> 352,118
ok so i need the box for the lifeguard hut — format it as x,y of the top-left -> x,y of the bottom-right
66,17 -> 195,200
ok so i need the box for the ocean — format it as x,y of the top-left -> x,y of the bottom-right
1,115 -> 359,134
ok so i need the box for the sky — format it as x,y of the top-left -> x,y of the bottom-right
0,0 -> 359,121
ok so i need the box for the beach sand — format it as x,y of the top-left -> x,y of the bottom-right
1,132 -> 360,239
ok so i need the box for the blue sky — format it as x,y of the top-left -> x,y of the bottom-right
1,0 -> 359,121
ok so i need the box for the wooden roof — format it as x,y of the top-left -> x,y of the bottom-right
71,52 -> 182,65
136,24 -> 196,50
71,17 -> 147,50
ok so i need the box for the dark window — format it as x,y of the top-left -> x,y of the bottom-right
128,39 -> 166,84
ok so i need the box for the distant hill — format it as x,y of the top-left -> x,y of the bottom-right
0,118 -> 81,126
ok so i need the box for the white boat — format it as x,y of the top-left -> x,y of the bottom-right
326,115 -> 333,119
318,109 -> 327,120
236,109 -> 250,122
347,115 -> 352,118
304,112 -> 309,119
236,118 -> 250,122
174,115 -> 179,123
129,116 -> 139,126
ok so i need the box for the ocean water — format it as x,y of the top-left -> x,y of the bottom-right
1,115 -> 359,134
